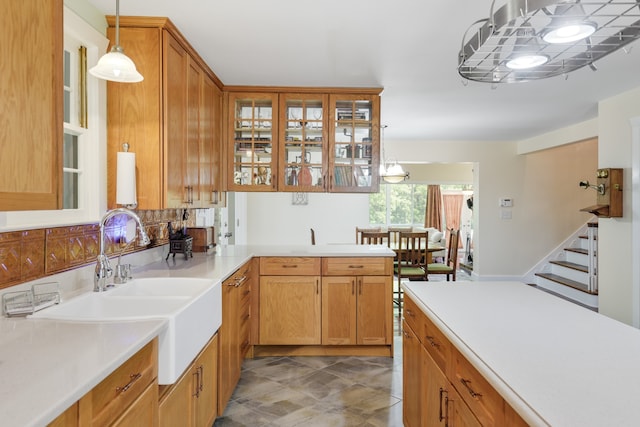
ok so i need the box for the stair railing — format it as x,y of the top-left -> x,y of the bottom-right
587,223 -> 598,293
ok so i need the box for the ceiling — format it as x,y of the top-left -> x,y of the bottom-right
87,0 -> 640,142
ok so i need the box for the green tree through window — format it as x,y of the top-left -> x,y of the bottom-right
369,183 -> 428,226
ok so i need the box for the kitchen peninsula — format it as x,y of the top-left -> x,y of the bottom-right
402,281 -> 640,426
0,244 -> 394,426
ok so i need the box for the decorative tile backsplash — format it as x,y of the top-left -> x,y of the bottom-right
0,209 -> 196,290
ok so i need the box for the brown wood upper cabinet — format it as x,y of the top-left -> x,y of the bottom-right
106,17 -> 224,210
225,89 -> 381,193
225,92 -> 279,192
0,0 -> 63,211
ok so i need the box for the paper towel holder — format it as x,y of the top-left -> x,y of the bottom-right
116,142 -> 138,209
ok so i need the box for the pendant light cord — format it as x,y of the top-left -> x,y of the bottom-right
115,0 -> 120,47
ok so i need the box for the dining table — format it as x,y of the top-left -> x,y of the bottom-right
389,241 -> 445,264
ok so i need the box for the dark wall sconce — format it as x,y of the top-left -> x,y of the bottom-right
580,168 -> 623,218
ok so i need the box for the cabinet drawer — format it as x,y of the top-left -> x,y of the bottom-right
422,313 -> 451,374
451,347 -> 504,427
260,257 -> 321,275
403,296 -> 424,341
226,261 -> 252,285
322,257 -> 391,276
87,339 -> 158,427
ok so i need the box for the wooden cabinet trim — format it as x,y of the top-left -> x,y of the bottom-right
106,16 -> 223,90
224,85 -> 383,95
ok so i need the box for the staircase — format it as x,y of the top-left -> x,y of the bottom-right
529,222 -> 598,310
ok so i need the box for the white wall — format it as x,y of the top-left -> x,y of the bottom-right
387,140 -> 528,278
245,192 -> 369,245
597,87 -> 640,325
244,164 -> 474,246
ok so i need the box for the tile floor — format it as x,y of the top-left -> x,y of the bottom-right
213,337 -> 404,427
213,272 -> 470,427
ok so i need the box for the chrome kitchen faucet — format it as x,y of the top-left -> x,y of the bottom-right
94,208 -> 151,292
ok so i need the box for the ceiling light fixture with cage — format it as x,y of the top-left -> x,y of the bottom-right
458,0 -> 640,83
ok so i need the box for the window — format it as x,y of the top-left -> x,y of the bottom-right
63,42 -> 87,209
370,183 -> 472,227
369,183 -> 428,226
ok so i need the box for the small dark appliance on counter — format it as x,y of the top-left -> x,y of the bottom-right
166,221 -> 193,260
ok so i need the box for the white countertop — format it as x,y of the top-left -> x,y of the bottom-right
0,244 -> 393,426
403,281 -> 640,427
0,318 -> 165,427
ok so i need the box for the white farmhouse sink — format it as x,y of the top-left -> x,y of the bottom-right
108,277 -> 214,297
30,277 -> 222,385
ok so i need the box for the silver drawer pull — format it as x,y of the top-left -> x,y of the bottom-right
425,335 -> 440,348
460,378 -> 482,398
116,372 -> 142,394
348,265 -> 364,269
234,275 -> 248,287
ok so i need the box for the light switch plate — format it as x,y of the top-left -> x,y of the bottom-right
499,197 -> 513,207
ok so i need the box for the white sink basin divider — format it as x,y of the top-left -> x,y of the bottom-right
30,277 -> 222,385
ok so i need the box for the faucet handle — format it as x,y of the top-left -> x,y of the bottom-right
114,263 -> 132,284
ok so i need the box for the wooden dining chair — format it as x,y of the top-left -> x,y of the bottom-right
388,226 -> 412,250
355,226 -> 381,244
427,229 -> 459,281
360,230 -> 390,246
394,230 -> 429,310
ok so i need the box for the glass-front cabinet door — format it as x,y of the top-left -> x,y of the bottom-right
279,94 -> 328,192
329,94 -> 380,193
227,93 -> 278,191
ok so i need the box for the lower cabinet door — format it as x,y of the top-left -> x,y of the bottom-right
159,370 -> 194,427
259,275 -> 321,345
322,276 -> 357,345
356,275 -> 392,345
112,381 -> 159,427
194,334 -> 218,427
402,320 -> 422,427
450,388 -> 482,427
160,334 -> 218,427
424,345 -> 481,427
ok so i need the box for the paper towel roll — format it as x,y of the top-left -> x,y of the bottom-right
116,151 -> 137,206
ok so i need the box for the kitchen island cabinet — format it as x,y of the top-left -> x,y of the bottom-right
403,281 -> 640,426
